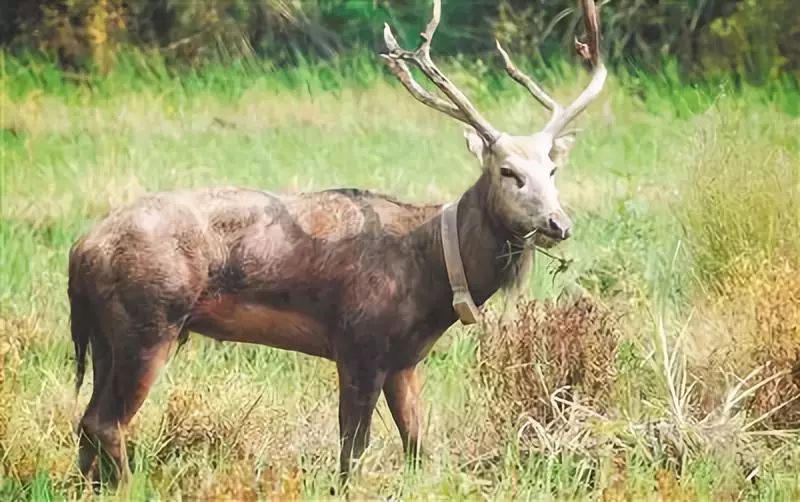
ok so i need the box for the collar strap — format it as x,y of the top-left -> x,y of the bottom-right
440,200 -> 480,325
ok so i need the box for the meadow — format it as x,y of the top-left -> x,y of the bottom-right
1,51 -> 799,500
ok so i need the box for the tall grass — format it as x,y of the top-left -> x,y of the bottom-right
1,51 -> 799,498
670,82 -> 800,433
678,101 -> 800,293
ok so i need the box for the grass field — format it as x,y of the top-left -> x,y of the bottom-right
1,52 -> 799,500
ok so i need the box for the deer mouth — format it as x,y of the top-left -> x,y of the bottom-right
511,226 -> 563,248
532,229 -> 563,248
540,226 -> 568,240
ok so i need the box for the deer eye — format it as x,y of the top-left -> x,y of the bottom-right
550,167 -> 558,177
499,167 -> 525,188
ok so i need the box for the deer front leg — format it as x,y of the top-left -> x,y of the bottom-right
336,360 -> 386,487
383,366 -> 423,465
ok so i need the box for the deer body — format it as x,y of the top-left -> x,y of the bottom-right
69,0 -> 606,488
70,180 -> 520,365
68,176 -> 523,482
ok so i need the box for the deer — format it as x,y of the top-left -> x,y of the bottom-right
67,0 -> 606,489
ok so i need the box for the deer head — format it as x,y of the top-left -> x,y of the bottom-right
381,0 -> 606,246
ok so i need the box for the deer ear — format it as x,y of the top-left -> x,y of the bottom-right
550,131 -> 576,168
463,127 -> 486,165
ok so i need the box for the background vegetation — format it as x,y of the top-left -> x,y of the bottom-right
2,0 -> 799,81
1,0 -> 799,500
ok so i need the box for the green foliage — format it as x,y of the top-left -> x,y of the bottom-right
2,0 -> 799,81
698,0 -> 800,82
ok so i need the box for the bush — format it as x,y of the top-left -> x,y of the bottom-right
478,296 -> 621,435
3,0 -> 799,80
146,378 -> 307,497
1,0 -> 493,69
6,0 -> 127,72
155,380 -> 283,461
697,0 -> 800,82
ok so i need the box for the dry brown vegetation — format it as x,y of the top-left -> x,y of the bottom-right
0,316 -> 77,483
0,314 -> 49,474
678,105 -> 800,432
472,264 -> 799,494
479,295 -> 621,432
689,259 -> 800,429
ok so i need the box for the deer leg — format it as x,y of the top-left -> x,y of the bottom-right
78,339 -> 113,482
79,321 -> 177,486
336,360 -> 386,487
383,366 -> 423,465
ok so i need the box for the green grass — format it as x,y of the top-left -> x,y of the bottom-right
1,52 -> 799,499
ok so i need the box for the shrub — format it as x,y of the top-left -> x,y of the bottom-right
697,0 -> 800,81
0,314 -> 48,478
478,296 -> 621,435
4,0 -> 799,80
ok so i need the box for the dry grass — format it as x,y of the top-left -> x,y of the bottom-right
678,103 -> 800,430
0,312 -> 77,485
677,102 -> 800,295
689,258 -> 800,429
475,291 -> 799,494
155,381 -> 283,461
186,461 -> 303,502
478,295 -> 622,439
0,314 -> 52,477
124,362 -> 341,497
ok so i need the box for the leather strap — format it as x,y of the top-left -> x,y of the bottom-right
441,200 -> 480,325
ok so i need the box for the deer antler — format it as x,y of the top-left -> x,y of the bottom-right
381,0 -> 501,145
495,40 -> 562,115
496,0 -> 607,138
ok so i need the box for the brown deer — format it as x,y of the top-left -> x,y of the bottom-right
67,0 -> 606,487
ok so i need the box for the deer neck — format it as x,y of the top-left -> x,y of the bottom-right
441,172 -> 523,317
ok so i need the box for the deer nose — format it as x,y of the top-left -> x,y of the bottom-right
548,215 -> 572,240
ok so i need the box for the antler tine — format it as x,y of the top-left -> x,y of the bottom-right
495,39 -> 562,116
382,0 -> 501,145
381,28 -> 467,123
543,0 -> 607,137
420,0 -> 441,55
576,0 -> 601,67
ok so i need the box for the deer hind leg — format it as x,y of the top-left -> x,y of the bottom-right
77,333 -> 113,482
336,359 -> 386,488
78,315 -> 178,486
